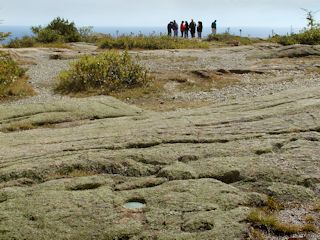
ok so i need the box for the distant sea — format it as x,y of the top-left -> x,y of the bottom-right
0,26 -> 301,44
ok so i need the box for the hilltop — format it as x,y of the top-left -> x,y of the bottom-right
0,43 -> 319,239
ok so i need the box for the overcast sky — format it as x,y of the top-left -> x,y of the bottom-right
1,0 -> 319,28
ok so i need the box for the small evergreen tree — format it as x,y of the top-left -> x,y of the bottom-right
32,17 -> 80,43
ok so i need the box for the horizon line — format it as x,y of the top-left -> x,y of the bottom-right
0,24 -> 305,29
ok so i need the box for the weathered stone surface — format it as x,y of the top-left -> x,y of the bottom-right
261,44 -> 320,58
0,85 -> 319,239
0,96 -> 142,132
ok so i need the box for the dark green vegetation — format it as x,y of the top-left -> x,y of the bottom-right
0,32 -> 10,42
6,36 -> 36,48
99,35 -> 210,50
207,33 -> 263,45
270,28 -> 320,45
5,36 -> 70,49
31,17 -> 80,43
0,52 -> 34,98
55,51 -> 149,94
5,17 -> 81,48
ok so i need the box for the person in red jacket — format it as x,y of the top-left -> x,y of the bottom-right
180,21 -> 186,38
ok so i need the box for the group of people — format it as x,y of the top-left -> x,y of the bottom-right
167,20 -> 217,39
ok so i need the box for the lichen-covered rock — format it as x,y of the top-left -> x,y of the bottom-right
266,182 -> 316,201
157,162 -> 198,180
0,85 -> 319,239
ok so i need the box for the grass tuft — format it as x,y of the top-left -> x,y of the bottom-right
248,210 -> 297,235
264,197 -> 285,212
249,227 -> 266,240
248,209 -> 318,235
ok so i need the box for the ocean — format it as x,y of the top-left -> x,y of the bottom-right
0,25 -> 300,44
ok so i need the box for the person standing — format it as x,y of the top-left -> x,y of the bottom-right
189,19 -> 196,38
180,21 -> 185,38
184,21 -> 189,38
172,20 -> 179,38
197,21 -> 203,39
211,20 -> 217,34
167,21 -> 173,36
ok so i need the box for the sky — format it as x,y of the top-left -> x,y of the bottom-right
0,0 -> 319,28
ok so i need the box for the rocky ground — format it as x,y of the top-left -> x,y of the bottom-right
0,43 -> 319,239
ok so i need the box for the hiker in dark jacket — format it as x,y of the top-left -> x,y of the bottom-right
189,19 -> 196,38
172,20 -> 179,38
167,21 -> 173,36
211,20 -> 217,34
184,21 -> 189,38
197,21 -> 203,39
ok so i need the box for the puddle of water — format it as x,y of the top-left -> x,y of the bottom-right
123,201 -> 146,209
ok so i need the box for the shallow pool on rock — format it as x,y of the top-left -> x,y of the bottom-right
123,201 -> 146,209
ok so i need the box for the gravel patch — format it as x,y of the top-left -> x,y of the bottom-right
2,43 -> 320,109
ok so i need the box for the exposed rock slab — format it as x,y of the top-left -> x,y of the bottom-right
0,96 -> 143,132
0,86 -> 319,239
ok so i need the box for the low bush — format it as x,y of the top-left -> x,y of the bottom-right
207,33 -> 261,45
270,28 -> 320,45
6,37 -> 70,49
0,32 -> 11,42
79,26 -> 99,43
34,28 -> 63,43
6,36 -> 36,48
0,52 -> 34,98
99,35 -> 209,50
55,51 -> 149,94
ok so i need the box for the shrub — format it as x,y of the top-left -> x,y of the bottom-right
79,26 -> 98,43
270,28 -> 320,45
55,51 -> 149,94
99,35 -> 209,50
295,28 -> 320,45
34,28 -> 63,43
0,52 -> 34,98
206,33 -> 262,45
6,36 -> 36,48
269,35 -> 298,46
32,17 -> 80,43
0,52 -> 25,86
0,32 -> 10,42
